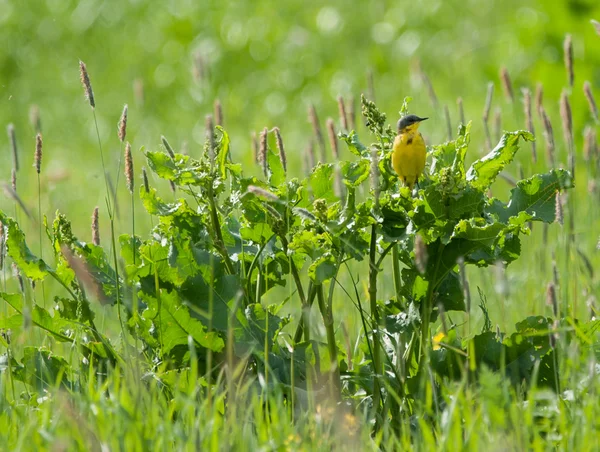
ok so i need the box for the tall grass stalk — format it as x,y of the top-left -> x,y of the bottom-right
79,60 -> 125,338
34,133 -> 46,307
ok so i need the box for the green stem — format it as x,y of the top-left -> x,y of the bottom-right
368,224 -> 382,411
207,184 -> 234,275
37,173 -> 46,308
316,284 -> 340,401
418,242 -> 445,375
392,244 -> 403,309
293,282 -> 315,343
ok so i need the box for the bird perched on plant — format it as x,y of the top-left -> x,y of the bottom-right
392,114 -> 428,190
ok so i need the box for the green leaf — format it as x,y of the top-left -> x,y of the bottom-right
341,158 -> 370,187
15,347 -> 73,391
466,130 -> 533,190
309,164 -> 336,202
141,290 -> 224,356
435,271 -> 465,312
340,131 -> 368,157
308,253 -> 337,284
140,185 -> 181,216
487,169 -> 574,224
0,213 -> 51,281
234,303 -> 288,357
267,147 -> 286,187
1,292 -> 73,343
216,125 -> 230,180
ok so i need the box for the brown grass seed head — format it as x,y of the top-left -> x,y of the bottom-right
79,60 -> 95,108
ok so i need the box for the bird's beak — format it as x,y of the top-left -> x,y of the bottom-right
417,117 -> 428,122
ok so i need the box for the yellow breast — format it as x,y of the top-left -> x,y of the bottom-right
392,132 -> 426,189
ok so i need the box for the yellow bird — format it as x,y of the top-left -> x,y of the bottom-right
392,114 -> 428,190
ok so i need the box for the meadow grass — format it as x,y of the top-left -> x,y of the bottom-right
1,1 -> 600,450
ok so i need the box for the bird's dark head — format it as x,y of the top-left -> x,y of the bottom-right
397,114 -> 428,133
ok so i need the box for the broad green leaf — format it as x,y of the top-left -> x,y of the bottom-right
141,290 -> 224,356
435,271 -> 465,312
341,158 -> 370,187
140,185 -> 181,216
308,253 -> 337,283
466,130 -> 533,190
1,292 -> 73,343
267,148 -> 286,187
309,164 -> 336,202
487,169 -> 573,224
234,303 -> 288,356
0,213 -> 51,281
15,347 -> 73,391
340,131 -> 368,157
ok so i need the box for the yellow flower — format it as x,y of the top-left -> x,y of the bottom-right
432,331 -> 446,350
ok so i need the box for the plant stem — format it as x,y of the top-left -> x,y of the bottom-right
392,244 -> 403,309
316,283 -> 340,401
207,183 -> 234,274
418,242 -> 445,375
293,282 -> 316,343
37,172 -> 46,308
368,224 -> 382,411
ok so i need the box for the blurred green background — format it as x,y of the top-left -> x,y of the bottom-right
2,0 -> 600,330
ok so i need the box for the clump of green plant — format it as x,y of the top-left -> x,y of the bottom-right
2,91 -> 593,443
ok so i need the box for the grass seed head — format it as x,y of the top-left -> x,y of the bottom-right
205,114 -> 215,166
348,94 -> 356,131
134,78 -> 144,106
125,142 -> 134,193
457,97 -> 465,125
247,185 -> 280,202
251,132 -> 259,164
161,135 -> 175,159
583,81 -> 598,122
414,234 -> 428,275
535,82 -> 544,117
559,90 -> 574,175
555,192 -> 564,226
499,67 -> 514,102
260,127 -> 269,178
563,34 -> 574,87
583,126 -> 596,162
493,107 -> 502,142
593,19 -> 600,36
483,82 -> 494,122
7,124 -> 18,172
421,71 -> 439,108
91,206 -> 100,246
78,60 -> 95,108
444,104 -> 452,141
142,166 -> 150,192
308,104 -> 326,162
522,88 -> 537,163
367,68 -> 376,102
34,133 -> 42,174
327,118 -> 339,159
118,104 -> 128,142
273,127 -> 287,173
214,99 -> 223,127
546,282 -> 559,318
29,105 -> 41,133
305,139 -> 315,174
337,96 -> 348,132
540,106 -> 555,167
